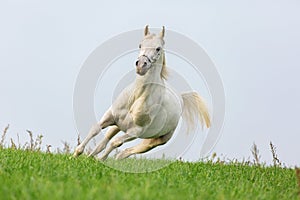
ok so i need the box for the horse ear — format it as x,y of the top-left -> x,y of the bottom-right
160,26 -> 165,38
144,25 -> 150,36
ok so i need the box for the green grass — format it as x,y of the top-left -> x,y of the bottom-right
0,149 -> 298,200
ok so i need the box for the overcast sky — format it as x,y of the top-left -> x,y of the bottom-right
0,0 -> 299,166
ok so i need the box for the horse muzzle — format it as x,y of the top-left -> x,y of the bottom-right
136,66 -> 147,76
135,56 -> 151,76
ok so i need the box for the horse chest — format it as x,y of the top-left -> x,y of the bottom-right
113,96 -> 169,135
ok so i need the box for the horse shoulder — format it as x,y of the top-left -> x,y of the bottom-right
129,97 -> 151,126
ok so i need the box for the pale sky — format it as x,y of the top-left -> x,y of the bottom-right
0,0 -> 300,166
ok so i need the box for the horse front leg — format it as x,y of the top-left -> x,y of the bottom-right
88,125 -> 120,158
73,109 -> 115,157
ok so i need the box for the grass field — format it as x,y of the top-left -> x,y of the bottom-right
0,148 -> 299,200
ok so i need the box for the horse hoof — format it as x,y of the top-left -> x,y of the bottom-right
73,151 -> 80,158
98,155 -> 108,161
73,146 -> 84,157
87,154 -> 96,159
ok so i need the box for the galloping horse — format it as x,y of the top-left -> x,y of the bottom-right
73,25 -> 210,160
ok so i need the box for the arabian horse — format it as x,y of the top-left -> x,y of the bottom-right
73,25 -> 210,160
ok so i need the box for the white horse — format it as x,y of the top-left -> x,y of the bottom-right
73,25 -> 210,160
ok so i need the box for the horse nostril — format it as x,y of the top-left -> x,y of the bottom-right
135,60 -> 139,66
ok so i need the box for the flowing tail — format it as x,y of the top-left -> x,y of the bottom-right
181,92 -> 211,133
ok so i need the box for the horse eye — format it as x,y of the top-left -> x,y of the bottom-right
156,47 -> 161,52
139,44 -> 141,48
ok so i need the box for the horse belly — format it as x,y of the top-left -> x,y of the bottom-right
138,109 -> 181,139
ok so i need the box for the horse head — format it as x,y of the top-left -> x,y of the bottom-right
135,25 -> 167,79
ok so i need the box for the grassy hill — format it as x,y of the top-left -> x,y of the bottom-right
0,148 -> 298,200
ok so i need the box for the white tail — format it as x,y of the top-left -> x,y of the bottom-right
181,92 -> 211,133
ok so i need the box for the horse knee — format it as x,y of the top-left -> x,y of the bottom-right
90,124 -> 102,135
111,139 -> 123,148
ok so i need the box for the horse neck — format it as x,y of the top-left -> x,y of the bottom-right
134,61 -> 164,98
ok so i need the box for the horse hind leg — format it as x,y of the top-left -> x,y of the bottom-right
115,131 -> 174,160
88,125 -> 120,158
73,109 -> 115,157
98,133 -> 137,161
